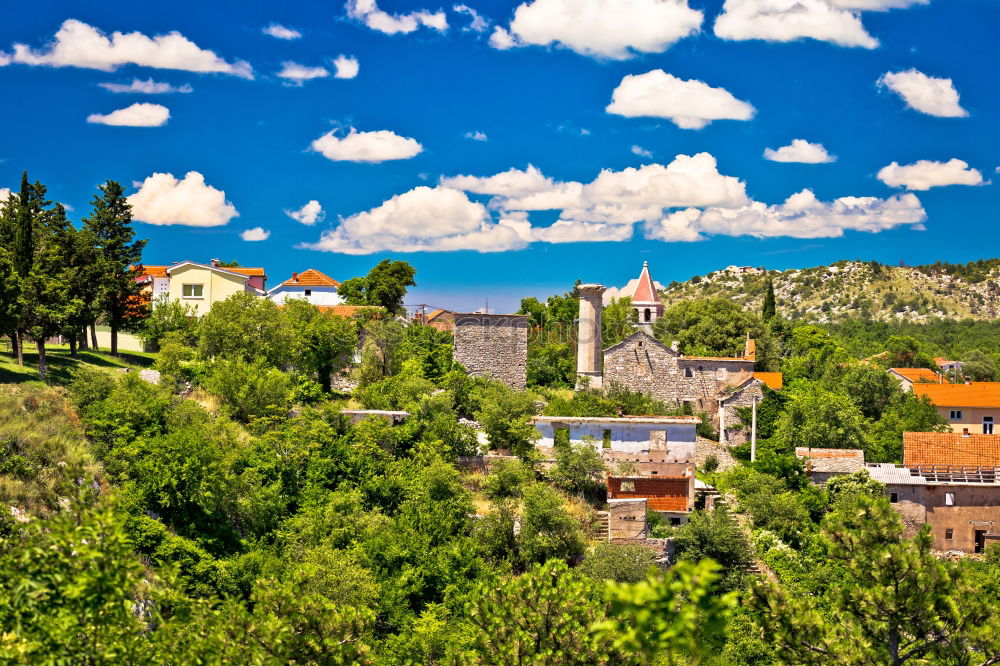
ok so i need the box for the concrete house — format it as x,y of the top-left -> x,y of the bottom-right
267,269 -> 342,306
531,415 -> 699,459
166,260 -> 267,316
912,382 -> 1000,435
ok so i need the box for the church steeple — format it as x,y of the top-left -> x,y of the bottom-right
631,261 -> 663,326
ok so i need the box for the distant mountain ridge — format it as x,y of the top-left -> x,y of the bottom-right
659,259 -> 1000,323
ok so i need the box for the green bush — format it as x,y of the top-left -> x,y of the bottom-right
203,357 -> 291,423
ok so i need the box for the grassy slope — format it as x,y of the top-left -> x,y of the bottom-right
660,260 -> 1000,323
0,344 -> 156,386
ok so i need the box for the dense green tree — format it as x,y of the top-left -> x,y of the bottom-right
653,298 -> 761,356
339,259 -> 416,314
771,383 -> 869,454
594,559 -> 737,665
83,180 -> 147,355
673,508 -> 753,591
548,441 -> 605,499
462,559 -> 616,665
139,295 -> 199,351
198,291 -> 291,366
284,298 -> 359,392
59,225 -> 103,356
203,357 -> 292,423
472,381 -> 539,457
580,542 -> 657,583
753,496 -> 1000,664
762,276 -> 777,320
962,349 -> 998,381
480,458 -> 536,501
838,364 -> 899,420
517,483 -> 586,566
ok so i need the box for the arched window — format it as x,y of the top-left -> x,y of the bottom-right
644,308 -> 651,322
684,367 -> 693,378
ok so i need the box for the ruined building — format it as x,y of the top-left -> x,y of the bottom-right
453,313 -> 528,390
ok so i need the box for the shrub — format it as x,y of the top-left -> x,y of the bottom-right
203,358 -> 292,423
481,459 -> 536,501
580,542 -> 657,583
518,484 -> 586,566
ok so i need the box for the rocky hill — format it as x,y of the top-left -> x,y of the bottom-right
659,259 -> 1000,323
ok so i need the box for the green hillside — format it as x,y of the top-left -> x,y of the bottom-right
661,259 -> 1000,323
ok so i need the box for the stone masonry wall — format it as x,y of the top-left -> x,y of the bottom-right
603,332 -> 753,408
454,314 -> 528,390
720,380 -> 765,445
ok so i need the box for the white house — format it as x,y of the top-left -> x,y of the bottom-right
531,415 -> 699,461
267,269 -> 343,306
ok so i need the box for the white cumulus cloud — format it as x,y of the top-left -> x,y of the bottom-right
631,145 -> 653,158
128,171 -> 238,227
333,55 -> 359,78
3,19 -> 252,78
493,0 -> 702,59
301,186 -> 529,254
877,158 -> 984,190
464,130 -> 488,141
277,61 -> 329,84
262,24 -> 302,40
648,189 -> 926,241
240,227 -> 270,241
346,0 -> 448,35
98,78 -> 192,94
714,0 -> 881,48
763,139 -> 836,163
286,200 -> 325,225
87,102 -> 170,127
878,69 -> 968,118
606,70 -> 755,129
311,128 -> 422,163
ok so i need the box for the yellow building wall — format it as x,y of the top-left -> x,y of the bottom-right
937,406 -> 1000,434
168,265 -> 249,316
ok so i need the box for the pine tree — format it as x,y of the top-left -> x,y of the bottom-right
762,276 -> 777,321
0,190 -> 21,361
19,202 -> 80,380
83,181 -> 147,356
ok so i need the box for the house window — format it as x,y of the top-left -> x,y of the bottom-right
620,481 -> 636,492
889,492 -> 898,503
182,284 -> 204,298
304,289 -> 312,296
602,429 -> 612,449
949,410 -> 962,420
945,528 -> 954,540
669,518 -> 682,526
644,308 -> 651,322
945,492 -> 955,506
985,417 -> 995,435
684,368 -> 693,378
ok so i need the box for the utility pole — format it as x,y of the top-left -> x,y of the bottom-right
751,396 -> 758,463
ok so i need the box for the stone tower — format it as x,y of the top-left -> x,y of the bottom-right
576,284 -> 605,389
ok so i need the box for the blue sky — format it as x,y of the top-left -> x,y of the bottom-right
0,0 -> 997,312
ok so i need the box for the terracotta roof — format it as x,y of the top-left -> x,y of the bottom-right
795,448 -> 865,474
280,268 -> 340,288
890,368 -> 942,384
912,382 -> 1000,408
228,267 -> 266,277
903,432 -> 1000,468
754,372 -> 783,390
315,305 -> 379,317
631,261 -> 661,305
142,265 -> 169,278
426,309 -> 454,321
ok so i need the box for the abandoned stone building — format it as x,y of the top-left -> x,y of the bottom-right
453,312 -> 528,390
795,447 -> 866,484
531,414 -> 698,459
718,372 -> 783,445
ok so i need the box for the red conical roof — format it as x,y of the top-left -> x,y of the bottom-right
632,261 -> 660,305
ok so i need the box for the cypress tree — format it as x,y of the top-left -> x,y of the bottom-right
83,181 -> 147,356
762,276 -> 777,321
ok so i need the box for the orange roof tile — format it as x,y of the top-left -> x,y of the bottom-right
903,432 -> 1000,468
280,269 -> 340,288
142,265 -> 169,278
228,267 -> 266,277
754,372 -> 783,390
631,261 -> 660,305
315,305 -> 380,317
890,368 -> 942,384
426,309 -> 454,321
912,382 -> 1000,408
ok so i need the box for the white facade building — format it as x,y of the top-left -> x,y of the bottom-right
531,415 -> 699,461
267,269 -> 343,306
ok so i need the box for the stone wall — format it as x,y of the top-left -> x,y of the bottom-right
603,332 -> 753,407
454,313 -> 528,390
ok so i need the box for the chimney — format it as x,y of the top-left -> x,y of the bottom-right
210,258 -> 220,267
576,284 -> 606,389
292,272 -> 298,282
962,428 -> 970,437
